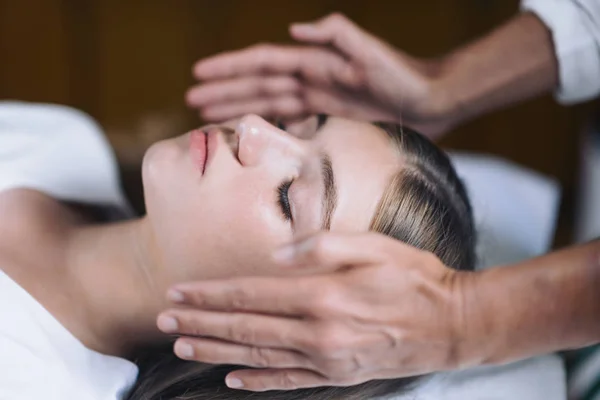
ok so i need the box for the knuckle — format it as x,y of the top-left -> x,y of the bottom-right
255,81 -> 269,97
249,346 -> 271,368
272,96 -> 302,117
256,43 -> 275,57
366,234 -> 396,261
326,12 -> 348,27
307,233 -> 333,260
229,286 -> 251,310
250,42 -> 271,52
249,43 -> 275,72
310,282 -> 343,317
311,325 -> 345,354
269,76 -> 293,93
277,371 -> 300,390
178,314 -> 204,336
320,354 -> 364,380
228,320 -> 255,344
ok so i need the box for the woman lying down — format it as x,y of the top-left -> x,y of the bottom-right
0,102 -> 563,400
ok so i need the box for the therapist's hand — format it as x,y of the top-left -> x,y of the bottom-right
186,13 -> 454,139
157,232 -> 481,391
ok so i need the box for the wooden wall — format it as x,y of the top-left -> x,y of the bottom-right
1,0 -> 597,240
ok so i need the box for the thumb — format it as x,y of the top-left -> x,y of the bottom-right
290,13 -> 366,60
272,232 -> 385,272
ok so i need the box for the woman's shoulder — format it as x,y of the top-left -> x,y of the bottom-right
0,189 -> 73,261
0,101 -> 131,215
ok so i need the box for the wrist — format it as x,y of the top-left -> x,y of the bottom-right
404,55 -> 463,132
426,53 -> 466,128
447,269 -> 496,370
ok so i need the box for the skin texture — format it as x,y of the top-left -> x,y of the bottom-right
142,114 -> 400,283
0,114 -> 404,358
169,11 -> 600,393
159,234 -> 463,391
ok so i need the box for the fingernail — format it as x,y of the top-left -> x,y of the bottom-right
167,289 -> 185,303
226,377 -> 244,389
272,245 -> 295,263
156,315 -> 178,332
176,342 -> 194,359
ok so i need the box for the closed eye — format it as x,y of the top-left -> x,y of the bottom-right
278,180 -> 293,222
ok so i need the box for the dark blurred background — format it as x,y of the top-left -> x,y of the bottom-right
1,0 -> 597,244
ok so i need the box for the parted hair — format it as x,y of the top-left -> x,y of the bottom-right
126,123 -> 476,400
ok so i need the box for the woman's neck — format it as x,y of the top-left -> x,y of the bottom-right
63,217 -> 174,357
0,190 -> 179,358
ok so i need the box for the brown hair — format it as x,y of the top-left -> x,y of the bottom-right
126,123 -> 476,400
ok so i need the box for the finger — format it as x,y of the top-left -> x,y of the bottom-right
172,337 -> 311,370
272,232 -> 389,270
225,368 -> 330,391
166,276 -> 323,315
186,75 -> 301,107
194,84 -> 354,122
193,45 -> 354,83
290,13 -> 370,61
157,309 -> 311,350
199,95 -> 306,122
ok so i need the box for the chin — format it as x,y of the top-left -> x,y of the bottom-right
142,137 -> 186,185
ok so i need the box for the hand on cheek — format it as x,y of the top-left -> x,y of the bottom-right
156,232 -> 477,391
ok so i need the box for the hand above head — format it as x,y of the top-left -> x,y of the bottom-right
186,13 -> 455,139
156,232 -> 482,391
188,12 -> 561,141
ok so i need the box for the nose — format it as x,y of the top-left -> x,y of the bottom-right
236,114 -> 305,167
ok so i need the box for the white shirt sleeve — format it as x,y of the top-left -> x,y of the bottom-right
521,0 -> 600,104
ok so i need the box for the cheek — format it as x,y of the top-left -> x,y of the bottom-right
194,176 -> 292,277
142,140 -> 200,235
144,159 -> 292,280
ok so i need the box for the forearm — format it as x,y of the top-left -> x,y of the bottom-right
435,12 -> 559,126
461,239 -> 600,367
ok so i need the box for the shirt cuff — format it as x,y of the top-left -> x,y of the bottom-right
521,0 -> 600,104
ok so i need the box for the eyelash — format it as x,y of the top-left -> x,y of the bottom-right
278,180 -> 293,222
275,121 -> 293,222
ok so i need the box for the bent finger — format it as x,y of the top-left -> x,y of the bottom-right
290,13 -> 376,64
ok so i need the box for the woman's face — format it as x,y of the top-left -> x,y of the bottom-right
142,115 -> 401,280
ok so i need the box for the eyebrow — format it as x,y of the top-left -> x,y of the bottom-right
320,153 -> 337,231
312,114 -> 336,230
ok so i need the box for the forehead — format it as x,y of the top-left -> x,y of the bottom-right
312,118 -> 401,232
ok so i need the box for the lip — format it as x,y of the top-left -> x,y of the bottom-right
189,129 -> 218,175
